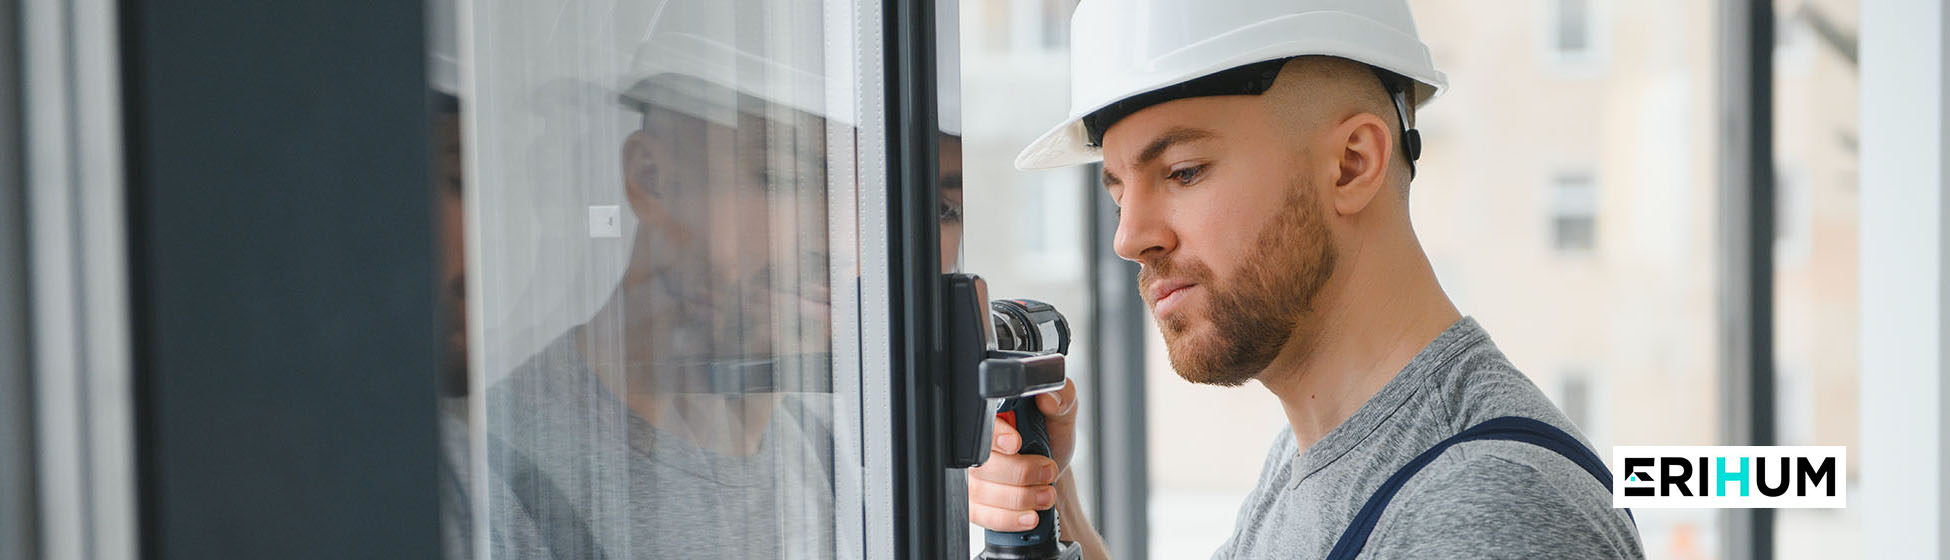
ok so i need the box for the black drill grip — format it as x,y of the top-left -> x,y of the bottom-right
981,396 -> 1060,558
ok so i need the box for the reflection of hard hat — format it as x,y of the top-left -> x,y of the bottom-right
466,0 -> 642,383
937,0 -> 960,138
473,0 -> 863,384
1014,0 -> 1448,170
427,0 -> 459,97
618,0 -> 844,127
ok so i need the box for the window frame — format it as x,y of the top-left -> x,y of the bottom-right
1548,168 -> 1600,255
1540,0 -> 1610,76
1717,0 -> 1779,557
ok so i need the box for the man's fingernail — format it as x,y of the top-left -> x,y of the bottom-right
1018,513 -> 1037,527
1042,465 -> 1057,482
999,434 -> 1018,450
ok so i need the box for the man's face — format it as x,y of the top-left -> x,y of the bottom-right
1100,94 -> 1337,387
623,108 -> 833,364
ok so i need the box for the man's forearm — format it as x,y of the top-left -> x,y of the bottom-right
1054,470 -> 1111,560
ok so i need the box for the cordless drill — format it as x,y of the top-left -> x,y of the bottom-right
976,299 -> 1082,560
943,275 -> 1082,560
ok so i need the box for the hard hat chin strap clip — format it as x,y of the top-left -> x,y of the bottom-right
1378,71 -> 1421,179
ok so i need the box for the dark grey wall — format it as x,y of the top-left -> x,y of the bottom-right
118,1 -> 444,557
0,0 -> 38,557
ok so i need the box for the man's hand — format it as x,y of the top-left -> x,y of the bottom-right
966,378 -> 1078,532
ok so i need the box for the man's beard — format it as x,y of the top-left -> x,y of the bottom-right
1142,183 -> 1336,387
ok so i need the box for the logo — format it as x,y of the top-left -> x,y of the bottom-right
1611,446 -> 1846,508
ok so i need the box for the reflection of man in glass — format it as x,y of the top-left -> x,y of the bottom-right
482,101 -> 964,560
435,95 -> 469,399
470,7 -> 964,560
432,90 -> 477,560
482,79 -> 835,560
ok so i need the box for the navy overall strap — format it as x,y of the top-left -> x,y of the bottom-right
1325,416 -> 1630,560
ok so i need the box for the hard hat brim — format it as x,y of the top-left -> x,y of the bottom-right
1013,6 -> 1449,171
1015,119 -> 1099,170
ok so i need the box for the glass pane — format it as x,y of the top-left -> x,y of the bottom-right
1771,0 -> 1860,555
438,0 -> 879,557
958,0 -> 1095,555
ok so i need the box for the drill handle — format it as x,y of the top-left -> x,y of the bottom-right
982,396 -> 1062,557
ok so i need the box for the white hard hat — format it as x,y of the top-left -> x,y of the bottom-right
1014,0 -> 1448,170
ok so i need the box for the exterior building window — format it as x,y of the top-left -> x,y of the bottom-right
987,0 -> 1074,52
1554,0 -> 1593,56
1543,0 -> 1605,71
1037,0 -> 1071,48
1551,171 -> 1598,254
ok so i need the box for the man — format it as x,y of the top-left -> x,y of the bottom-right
967,1 -> 1645,558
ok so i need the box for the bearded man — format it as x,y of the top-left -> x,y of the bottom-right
965,1 -> 1645,558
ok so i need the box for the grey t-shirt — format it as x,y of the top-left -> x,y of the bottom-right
1214,317 -> 1643,559
463,331 -> 837,560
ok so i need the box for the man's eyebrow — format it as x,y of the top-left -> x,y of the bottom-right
1102,126 -> 1218,187
939,172 -> 962,190
1136,127 -> 1216,166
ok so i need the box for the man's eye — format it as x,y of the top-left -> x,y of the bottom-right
938,201 -> 963,224
1167,164 -> 1206,184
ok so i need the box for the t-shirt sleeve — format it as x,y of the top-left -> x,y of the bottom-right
1362,453 -> 1643,559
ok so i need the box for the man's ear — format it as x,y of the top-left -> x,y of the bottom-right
620,128 -> 697,249
1327,112 -> 1394,216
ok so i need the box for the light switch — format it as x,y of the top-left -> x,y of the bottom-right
588,205 -> 621,238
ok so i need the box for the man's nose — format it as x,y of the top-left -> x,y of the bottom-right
1111,186 -> 1176,263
